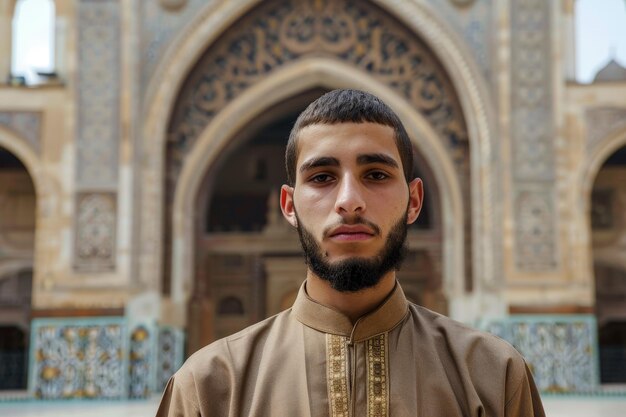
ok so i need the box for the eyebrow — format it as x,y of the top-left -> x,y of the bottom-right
298,153 -> 400,174
356,153 -> 399,169
298,156 -> 340,174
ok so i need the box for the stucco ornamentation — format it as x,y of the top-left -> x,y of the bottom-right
74,193 -> 117,271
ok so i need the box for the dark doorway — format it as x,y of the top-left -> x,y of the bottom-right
591,144 -> 626,384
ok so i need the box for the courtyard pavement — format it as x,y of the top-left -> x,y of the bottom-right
0,395 -> 625,417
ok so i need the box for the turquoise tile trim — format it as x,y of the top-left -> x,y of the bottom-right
478,315 -> 600,394
28,317 -> 129,400
156,326 -> 185,392
128,321 -> 158,398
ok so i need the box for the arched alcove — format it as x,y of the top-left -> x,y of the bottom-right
589,144 -> 626,383
0,147 -> 35,390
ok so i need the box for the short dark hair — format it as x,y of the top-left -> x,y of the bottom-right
285,89 -> 414,186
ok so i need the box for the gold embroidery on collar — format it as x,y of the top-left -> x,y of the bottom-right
367,334 -> 388,417
327,334 -> 349,417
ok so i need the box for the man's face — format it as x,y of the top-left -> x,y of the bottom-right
280,122 -> 423,292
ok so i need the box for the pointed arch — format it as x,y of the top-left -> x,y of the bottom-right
139,0 -> 499,323
170,58 -> 465,311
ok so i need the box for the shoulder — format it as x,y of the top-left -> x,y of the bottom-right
408,303 -> 528,379
177,308 -> 296,380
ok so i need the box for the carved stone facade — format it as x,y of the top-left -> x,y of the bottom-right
1,0 -> 626,398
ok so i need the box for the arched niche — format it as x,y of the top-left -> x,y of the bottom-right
141,0 -> 499,328
588,143 -> 626,384
0,145 -> 36,390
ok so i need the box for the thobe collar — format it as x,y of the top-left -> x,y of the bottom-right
292,280 -> 409,343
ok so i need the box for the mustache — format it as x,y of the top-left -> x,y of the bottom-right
322,216 -> 381,238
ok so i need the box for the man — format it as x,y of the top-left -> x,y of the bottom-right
156,89 -> 545,416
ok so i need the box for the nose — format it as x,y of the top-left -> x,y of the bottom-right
334,174 -> 366,215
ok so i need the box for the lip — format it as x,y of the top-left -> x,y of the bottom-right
328,225 -> 375,241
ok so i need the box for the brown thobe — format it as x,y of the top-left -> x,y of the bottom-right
156,282 -> 545,417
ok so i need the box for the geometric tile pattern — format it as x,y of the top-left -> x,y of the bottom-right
0,111 -> 42,153
480,315 -> 599,393
76,0 -> 121,188
510,0 -> 558,271
156,327 -> 185,392
29,318 -> 186,399
129,325 -> 153,399
29,318 -> 127,399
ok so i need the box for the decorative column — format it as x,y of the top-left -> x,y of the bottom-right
0,0 -> 17,83
510,0 -> 559,272
73,0 -> 121,272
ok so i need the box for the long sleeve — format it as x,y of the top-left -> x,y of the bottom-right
505,362 -> 546,417
155,374 -> 201,417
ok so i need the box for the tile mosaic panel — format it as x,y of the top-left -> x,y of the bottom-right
29,318 -> 127,399
128,324 -> 154,398
0,111 -> 41,153
481,315 -> 599,393
76,0 -> 121,188
510,0 -> 558,271
156,326 -> 185,392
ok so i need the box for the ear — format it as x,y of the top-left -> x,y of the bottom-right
280,184 -> 298,227
406,178 -> 424,225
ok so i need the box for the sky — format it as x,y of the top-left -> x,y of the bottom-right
575,0 -> 626,83
10,0 -> 626,85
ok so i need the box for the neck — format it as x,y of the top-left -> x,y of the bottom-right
305,271 -> 397,323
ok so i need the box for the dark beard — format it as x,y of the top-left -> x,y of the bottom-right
295,213 -> 408,293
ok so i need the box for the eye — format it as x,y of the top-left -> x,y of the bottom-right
310,173 -> 334,183
366,171 -> 388,181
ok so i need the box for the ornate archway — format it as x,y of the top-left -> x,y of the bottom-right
141,0 -> 499,325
